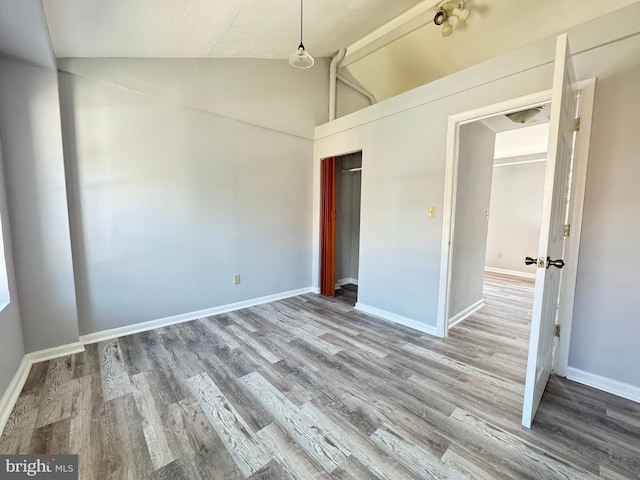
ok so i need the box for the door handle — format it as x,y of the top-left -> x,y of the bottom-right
546,257 -> 565,269
525,256 -> 565,268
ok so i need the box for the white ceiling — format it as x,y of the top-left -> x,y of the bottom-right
493,123 -> 550,160
41,0 -> 421,59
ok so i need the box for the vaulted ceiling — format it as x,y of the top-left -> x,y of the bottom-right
1,0 -> 639,109
40,0 -> 421,59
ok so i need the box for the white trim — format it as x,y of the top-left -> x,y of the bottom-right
343,1 -> 439,67
493,158 -> 547,168
566,367 -> 640,404
484,267 -> 536,279
0,357 -> 31,436
355,302 -> 438,336
80,287 -> 313,345
437,89 -> 553,339
0,341 -> 86,436
554,78 -> 596,377
448,299 -> 485,328
25,342 -> 85,364
337,277 -> 358,287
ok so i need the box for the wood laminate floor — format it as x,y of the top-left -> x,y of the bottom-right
1,273 -> 639,479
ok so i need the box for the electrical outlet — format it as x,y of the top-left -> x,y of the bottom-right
497,252 -> 503,258
428,206 -> 436,218
233,273 -> 241,285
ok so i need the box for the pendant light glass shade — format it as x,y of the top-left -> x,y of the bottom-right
289,43 -> 314,69
290,0 -> 314,69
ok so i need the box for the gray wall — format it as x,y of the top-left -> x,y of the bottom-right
485,158 -> 546,274
569,52 -> 640,387
59,59 -> 327,335
0,57 -> 79,352
0,143 -> 26,397
449,122 -> 495,321
57,58 -> 329,140
315,59 -> 557,326
337,82 -> 372,119
0,0 -> 56,69
335,153 -> 362,282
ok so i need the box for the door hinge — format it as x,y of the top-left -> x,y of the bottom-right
564,224 -> 571,237
331,211 -> 337,220
554,325 -> 561,337
574,117 -> 581,132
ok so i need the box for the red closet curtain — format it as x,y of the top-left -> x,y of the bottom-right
320,157 -> 336,296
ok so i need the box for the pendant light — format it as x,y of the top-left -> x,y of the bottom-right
289,0 -> 314,69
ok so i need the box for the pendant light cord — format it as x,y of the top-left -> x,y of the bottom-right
300,0 -> 304,47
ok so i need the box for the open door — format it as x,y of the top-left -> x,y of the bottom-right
522,34 -> 578,428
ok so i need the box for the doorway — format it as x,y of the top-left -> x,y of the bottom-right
438,58 -> 595,428
320,152 -> 362,306
448,107 -> 550,330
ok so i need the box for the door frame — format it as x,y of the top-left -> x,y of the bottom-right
318,150 -> 364,297
436,79 -> 595,375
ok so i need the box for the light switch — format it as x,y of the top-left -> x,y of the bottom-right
428,206 -> 436,218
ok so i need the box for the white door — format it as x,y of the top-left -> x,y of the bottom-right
521,33 -> 578,428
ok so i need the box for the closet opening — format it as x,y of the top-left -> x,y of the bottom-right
320,151 -> 362,306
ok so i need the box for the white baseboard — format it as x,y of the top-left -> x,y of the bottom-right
566,367 -> 640,404
311,287 -> 320,294
80,287 -> 313,345
448,299 -> 484,328
25,342 -> 85,364
0,341 -> 86,436
0,356 -> 31,437
484,267 -> 536,279
337,278 -> 358,286
355,302 -> 438,336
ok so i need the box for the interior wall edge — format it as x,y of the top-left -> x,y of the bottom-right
0,356 -> 30,438
448,299 -> 485,328
56,61 -> 324,141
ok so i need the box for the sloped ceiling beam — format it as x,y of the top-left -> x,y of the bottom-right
342,0 -> 440,67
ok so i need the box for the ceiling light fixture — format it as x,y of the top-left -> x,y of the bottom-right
434,1 -> 470,37
289,0 -> 314,69
441,19 -> 454,37
506,107 -> 544,124
434,9 -> 447,26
